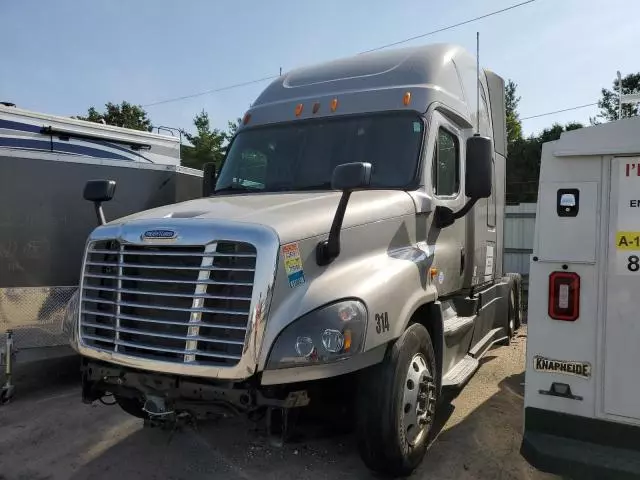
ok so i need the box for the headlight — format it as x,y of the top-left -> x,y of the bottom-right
266,299 -> 367,370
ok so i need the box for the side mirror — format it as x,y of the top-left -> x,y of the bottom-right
84,180 -> 116,226
317,162 -> 372,266
434,135 -> 493,229
202,162 -> 217,197
465,135 -> 493,199
331,162 -> 372,191
84,179 -> 116,203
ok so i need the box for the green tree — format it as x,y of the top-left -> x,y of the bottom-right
180,110 -> 227,170
505,79 -> 523,151
220,117 -> 242,158
76,101 -> 153,131
226,117 -> 241,139
507,121 -> 584,204
564,121 -> 585,132
594,72 -> 640,123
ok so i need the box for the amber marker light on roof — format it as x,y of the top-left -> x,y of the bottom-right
330,98 -> 339,112
295,103 -> 304,116
312,102 -> 320,114
403,91 -> 412,106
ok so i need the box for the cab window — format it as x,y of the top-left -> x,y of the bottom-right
216,112 -> 423,194
432,127 -> 460,196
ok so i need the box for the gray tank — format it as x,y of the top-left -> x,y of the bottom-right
66,43 -> 522,476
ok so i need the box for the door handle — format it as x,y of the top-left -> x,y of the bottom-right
460,247 -> 465,275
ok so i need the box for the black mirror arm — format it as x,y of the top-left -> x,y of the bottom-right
434,197 -> 479,229
94,201 -> 106,226
454,197 -> 479,219
316,191 -> 352,266
83,180 -> 116,226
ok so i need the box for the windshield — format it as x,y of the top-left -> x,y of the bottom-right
215,112 -> 423,193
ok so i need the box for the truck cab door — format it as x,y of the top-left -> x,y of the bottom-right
425,111 -> 466,295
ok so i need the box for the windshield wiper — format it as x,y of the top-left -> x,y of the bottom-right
289,182 -> 333,191
214,182 -> 334,195
213,185 -> 259,194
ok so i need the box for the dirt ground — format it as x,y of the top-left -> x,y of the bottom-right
0,326 -> 556,480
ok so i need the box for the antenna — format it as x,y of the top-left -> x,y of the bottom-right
476,31 -> 480,134
617,70 -> 623,120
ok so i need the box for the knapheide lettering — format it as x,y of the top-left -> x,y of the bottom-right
534,356 -> 591,378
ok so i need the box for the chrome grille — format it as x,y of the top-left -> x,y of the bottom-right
80,240 -> 256,366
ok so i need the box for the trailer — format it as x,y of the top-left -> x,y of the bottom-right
0,104 -> 203,402
65,43 -> 522,476
521,116 -> 640,478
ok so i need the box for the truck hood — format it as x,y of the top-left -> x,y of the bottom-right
111,190 -> 416,244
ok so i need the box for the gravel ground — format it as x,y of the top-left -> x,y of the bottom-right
0,326 -> 556,480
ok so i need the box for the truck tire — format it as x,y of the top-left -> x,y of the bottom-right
504,273 -> 522,330
356,323 -> 438,476
499,278 -> 519,346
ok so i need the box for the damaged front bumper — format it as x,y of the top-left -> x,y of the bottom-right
82,359 -> 312,418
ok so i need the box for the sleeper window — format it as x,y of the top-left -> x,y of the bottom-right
432,127 -> 460,196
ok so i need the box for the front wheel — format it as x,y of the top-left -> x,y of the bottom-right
356,323 -> 438,476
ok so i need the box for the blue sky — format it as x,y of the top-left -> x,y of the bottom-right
1,0 -> 638,136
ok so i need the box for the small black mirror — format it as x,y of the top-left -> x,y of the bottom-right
202,162 -> 216,197
84,180 -> 116,226
84,180 -> 116,203
331,162 -> 372,191
316,162 -> 372,267
465,135 -> 492,199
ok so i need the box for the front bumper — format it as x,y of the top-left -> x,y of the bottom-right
521,407 -> 640,479
82,359 -> 312,412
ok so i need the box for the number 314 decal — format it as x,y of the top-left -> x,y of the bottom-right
375,312 -> 390,334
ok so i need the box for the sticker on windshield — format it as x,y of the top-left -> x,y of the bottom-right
413,121 -> 422,133
282,242 -> 306,288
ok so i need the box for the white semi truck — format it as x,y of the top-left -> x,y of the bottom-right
521,116 -> 640,478
65,43 -> 522,475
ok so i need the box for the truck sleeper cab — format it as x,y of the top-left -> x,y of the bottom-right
66,43 -> 522,476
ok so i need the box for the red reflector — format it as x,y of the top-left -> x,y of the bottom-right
548,271 -> 580,321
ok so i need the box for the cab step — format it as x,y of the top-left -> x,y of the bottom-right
469,327 -> 505,359
442,355 -> 479,389
443,315 -> 476,347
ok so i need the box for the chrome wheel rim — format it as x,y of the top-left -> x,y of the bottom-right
402,353 -> 435,446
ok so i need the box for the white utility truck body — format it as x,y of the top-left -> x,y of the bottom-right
522,116 -> 640,478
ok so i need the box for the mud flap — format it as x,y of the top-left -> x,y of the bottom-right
265,390 -> 310,446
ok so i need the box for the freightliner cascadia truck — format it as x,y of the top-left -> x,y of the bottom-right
64,43 -> 522,475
